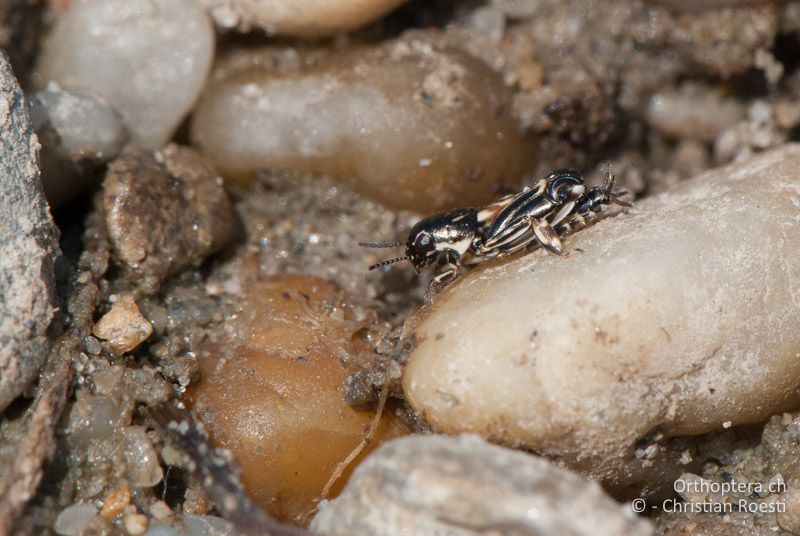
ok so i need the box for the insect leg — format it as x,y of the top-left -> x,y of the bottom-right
423,265 -> 458,303
530,217 -> 563,255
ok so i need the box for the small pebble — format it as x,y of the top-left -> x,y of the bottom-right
92,293 -> 153,354
645,0 -> 778,11
34,0 -> 214,148
100,485 -> 132,520
403,144 -> 800,488
102,145 -> 235,293
125,513 -> 148,536
29,88 -> 128,207
92,364 -> 125,395
84,336 -> 102,355
198,0 -> 407,37
65,394 -> 127,447
122,426 -> 164,487
144,515 -> 237,536
646,84 -> 745,142
191,35 -> 536,212
54,503 -> 97,536
149,501 -> 172,520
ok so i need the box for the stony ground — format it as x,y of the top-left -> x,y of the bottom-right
3,0 -> 800,535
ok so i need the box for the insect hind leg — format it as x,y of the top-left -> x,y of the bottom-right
529,217 -> 564,255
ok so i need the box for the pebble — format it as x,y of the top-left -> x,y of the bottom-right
54,503 -> 98,536
187,270 -> 407,524
198,0 -> 407,37
29,88 -> 128,207
191,35 -> 536,212
92,364 -> 125,395
65,394 -> 128,448
34,0 -> 214,149
646,84 -> 745,142
122,426 -> 164,488
311,434 -> 654,536
646,0 -> 778,10
144,515 -> 238,536
92,293 -> 153,354
100,485 -> 132,520
148,501 -> 172,520
0,53 -> 59,414
402,144 -> 800,487
124,512 -> 149,535
102,145 -> 236,293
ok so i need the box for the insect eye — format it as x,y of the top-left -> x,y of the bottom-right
414,233 -> 435,254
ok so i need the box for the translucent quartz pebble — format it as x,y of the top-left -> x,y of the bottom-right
35,0 -> 214,149
191,36 -> 536,212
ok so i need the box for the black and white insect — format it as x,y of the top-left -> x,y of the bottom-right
360,169 -> 631,287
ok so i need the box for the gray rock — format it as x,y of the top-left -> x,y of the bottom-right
311,434 -> 654,536
0,52 -> 59,413
29,88 -> 128,207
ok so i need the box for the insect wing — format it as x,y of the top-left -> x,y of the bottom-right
476,193 -> 516,225
483,185 -> 550,243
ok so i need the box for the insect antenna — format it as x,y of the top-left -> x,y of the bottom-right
358,241 -> 404,248
368,256 -> 410,270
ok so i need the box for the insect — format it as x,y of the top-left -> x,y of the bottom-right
360,169 -> 631,287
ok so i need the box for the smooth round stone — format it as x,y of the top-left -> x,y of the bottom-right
191,36 -> 536,212
34,0 -> 214,149
198,0 -> 407,37
186,272 -> 407,524
402,144 -> 800,485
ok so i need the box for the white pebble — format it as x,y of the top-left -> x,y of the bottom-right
646,84 -> 745,142
403,144 -> 800,487
123,426 -> 164,487
125,513 -> 148,535
54,503 -> 97,536
144,515 -> 238,536
34,0 -> 214,149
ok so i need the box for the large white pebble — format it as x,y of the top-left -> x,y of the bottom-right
403,144 -> 800,485
198,0 -> 407,37
34,0 -> 214,149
